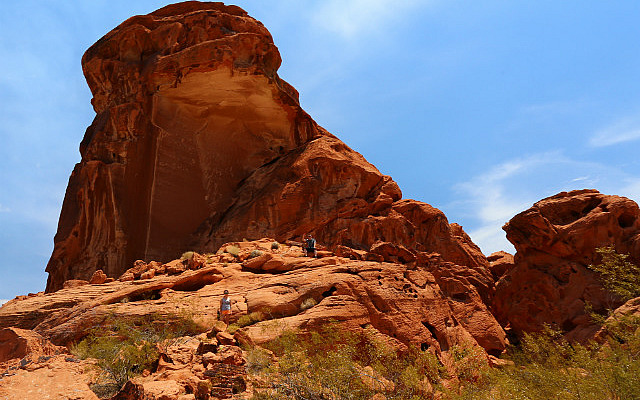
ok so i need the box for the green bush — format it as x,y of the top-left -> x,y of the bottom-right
246,346 -> 273,373
226,245 -> 240,257
180,251 -> 195,260
237,311 -> 266,327
450,344 -> 488,383
588,246 -> 640,302
271,242 -> 280,250
249,250 -> 264,259
299,298 -> 317,311
227,323 -> 241,334
252,323 -> 445,400
455,320 -> 640,400
71,313 -> 202,398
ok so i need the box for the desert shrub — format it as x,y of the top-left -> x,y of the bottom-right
247,346 -> 273,373
226,245 -> 241,257
450,344 -> 488,383
455,320 -> 640,400
249,249 -> 264,259
72,313 -> 201,398
588,246 -> 640,302
252,323 -> 445,400
227,323 -> 241,334
180,251 -> 195,260
299,298 -> 317,311
237,315 -> 253,327
271,242 -> 280,250
237,311 -> 266,327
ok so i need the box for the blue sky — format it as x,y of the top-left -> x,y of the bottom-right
1,0 -> 640,302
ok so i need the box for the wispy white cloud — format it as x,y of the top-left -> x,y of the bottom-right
0,204 -> 10,213
0,299 -> 9,307
519,99 -> 590,116
571,176 -> 590,182
619,178 -> 640,205
453,153 -> 564,254
589,114 -> 640,147
311,0 -> 426,39
451,151 -> 639,255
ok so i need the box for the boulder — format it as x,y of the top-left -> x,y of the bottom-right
216,331 -> 236,346
494,190 -> 640,340
0,327 -> 64,363
487,251 -> 514,280
89,269 -> 107,284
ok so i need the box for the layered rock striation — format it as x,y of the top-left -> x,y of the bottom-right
493,189 -> 640,340
46,1 -> 490,295
6,239 -> 508,362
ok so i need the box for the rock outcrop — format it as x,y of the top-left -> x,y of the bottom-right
0,327 -> 65,363
0,328 -> 96,400
493,189 -> 640,340
6,240 -> 508,356
3,239 -> 508,398
45,1 -> 490,299
487,251 -> 514,280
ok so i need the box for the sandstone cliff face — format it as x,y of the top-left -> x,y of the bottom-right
493,189 -> 640,340
46,1 -> 490,296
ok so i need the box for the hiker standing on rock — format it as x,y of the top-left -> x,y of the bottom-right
303,233 -> 317,258
220,290 -> 233,325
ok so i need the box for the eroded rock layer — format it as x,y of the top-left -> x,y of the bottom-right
46,1 -> 490,294
493,189 -> 640,340
6,240 -> 508,362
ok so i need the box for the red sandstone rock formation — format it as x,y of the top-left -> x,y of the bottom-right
3,238 -> 508,398
6,240 -> 508,359
493,189 -> 640,340
0,354 -> 99,400
0,327 -> 65,363
487,251 -> 514,280
45,2 -> 491,300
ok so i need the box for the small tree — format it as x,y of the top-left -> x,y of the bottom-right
588,246 -> 640,302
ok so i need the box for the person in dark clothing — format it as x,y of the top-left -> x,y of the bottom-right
303,233 -> 317,258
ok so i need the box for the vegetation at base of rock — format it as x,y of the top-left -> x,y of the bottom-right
271,241 -> 280,250
249,249 -> 264,259
250,323 -> 447,399
588,246 -> 640,302
227,323 -> 241,334
455,317 -> 640,400
246,313 -> 640,399
71,313 -> 202,398
180,251 -> 194,260
237,311 -> 266,327
299,297 -> 317,311
449,344 -> 488,383
226,245 -> 241,257
246,346 -> 273,373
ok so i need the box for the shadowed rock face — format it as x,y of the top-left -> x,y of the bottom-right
493,189 -> 640,341
46,2 -> 490,294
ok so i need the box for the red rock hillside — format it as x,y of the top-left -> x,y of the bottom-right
1,239 -> 508,398
493,189 -> 640,341
45,1 -> 491,297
